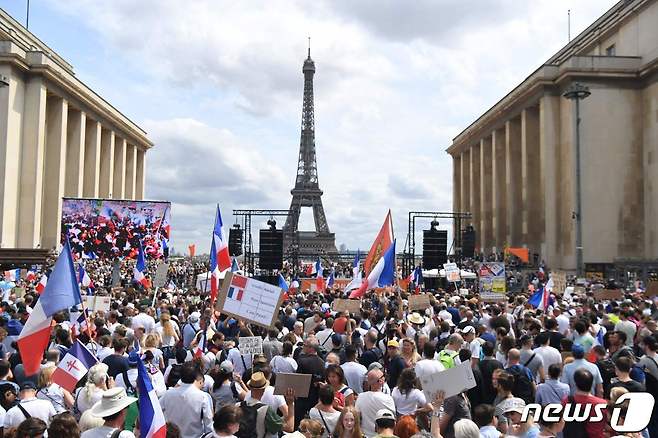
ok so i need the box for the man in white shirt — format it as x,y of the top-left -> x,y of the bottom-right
131,305 -> 156,334
341,345 -> 368,394
415,341 -> 445,381
355,368 -> 396,438
554,308 -> 571,336
4,381 -> 56,428
614,310 -> 637,346
533,332 -> 562,371
228,344 -> 252,377
159,363 -> 213,438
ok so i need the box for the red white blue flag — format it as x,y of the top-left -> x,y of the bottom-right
137,356 -> 167,438
213,205 -> 231,272
52,340 -> 97,392
133,241 -> 149,287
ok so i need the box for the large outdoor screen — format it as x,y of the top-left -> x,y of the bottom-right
61,198 -> 171,260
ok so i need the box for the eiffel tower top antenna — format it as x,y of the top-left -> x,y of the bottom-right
308,36 -> 311,58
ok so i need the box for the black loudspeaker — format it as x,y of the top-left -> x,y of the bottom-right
423,229 -> 448,269
461,226 -> 476,258
229,227 -> 243,256
259,229 -> 283,270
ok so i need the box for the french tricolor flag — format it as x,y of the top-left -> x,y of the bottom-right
18,239 -> 83,376
209,237 -> 221,305
4,269 -> 19,282
278,273 -> 289,301
213,205 -> 231,272
344,251 -> 362,293
78,265 -> 94,294
52,340 -> 97,392
315,258 -> 324,291
350,239 -> 397,299
35,274 -> 48,294
327,269 -> 335,288
133,241 -> 149,287
25,271 -> 36,282
137,356 -> 167,438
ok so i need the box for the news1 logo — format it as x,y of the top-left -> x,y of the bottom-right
521,392 -> 655,433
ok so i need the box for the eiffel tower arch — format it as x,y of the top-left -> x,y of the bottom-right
283,48 -> 337,259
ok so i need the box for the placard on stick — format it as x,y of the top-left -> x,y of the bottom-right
645,281 -> 658,297
332,299 -> 361,315
154,263 -> 169,288
238,336 -> 263,355
408,294 -> 430,311
593,288 -> 624,301
216,272 -> 285,329
273,373 -> 312,398
551,271 -> 567,295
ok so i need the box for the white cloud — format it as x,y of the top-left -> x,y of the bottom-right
45,0 -> 617,252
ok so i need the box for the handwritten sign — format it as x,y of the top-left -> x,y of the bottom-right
408,294 -> 430,311
216,273 -> 285,329
332,299 -> 361,314
154,263 -> 169,288
551,271 -> 567,295
84,295 -> 111,313
594,288 -> 624,301
274,373 -> 312,398
238,336 -> 263,355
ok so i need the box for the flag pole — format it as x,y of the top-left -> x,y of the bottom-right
151,286 -> 159,308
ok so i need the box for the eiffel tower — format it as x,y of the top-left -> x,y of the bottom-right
283,46 -> 337,259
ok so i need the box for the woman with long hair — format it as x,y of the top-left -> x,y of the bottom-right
74,363 -> 112,415
36,366 -> 73,414
325,364 -> 355,410
331,406 -> 364,438
47,413 -> 81,438
143,333 -> 165,372
400,338 -> 421,368
391,368 -> 433,419
157,312 -> 179,361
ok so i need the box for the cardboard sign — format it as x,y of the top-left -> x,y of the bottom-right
408,294 -> 430,311
551,271 -> 567,295
154,263 -> 169,288
85,295 -> 111,313
238,336 -> 263,355
444,263 -> 461,282
419,362 -> 477,401
273,373 -> 312,398
594,288 -> 624,301
332,299 -> 361,314
645,281 -> 658,297
216,272 -> 285,329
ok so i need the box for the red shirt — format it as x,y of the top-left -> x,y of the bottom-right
333,316 -> 348,334
564,393 -> 608,437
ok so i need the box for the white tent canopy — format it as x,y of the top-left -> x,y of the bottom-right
422,268 -> 477,279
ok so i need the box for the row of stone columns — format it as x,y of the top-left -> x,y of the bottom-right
9,77 -> 146,249
453,104 -> 544,255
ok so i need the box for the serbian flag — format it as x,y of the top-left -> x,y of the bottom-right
137,356 -> 167,438
350,239 -> 397,299
35,274 -> 48,294
52,340 -> 97,392
18,239 -> 82,376
209,237 -> 221,305
344,251 -> 362,293
364,210 -> 394,275
78,265 -> 94,294
133,241 -> 149,287
213,205 -> 231,271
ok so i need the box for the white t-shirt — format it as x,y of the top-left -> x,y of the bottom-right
4,397 -> 56,428
556,314 -> 570,335
228,348 -> 252,376
245,386 -> 286,413
309,407 -> 341,438
36,383 -> 68,413
341,361 -> 368,394
354,391 -> 396,438
81,426 -> 136,438
270,355 -> 298,374
414,358 -> 445,382
391,387 -> 427,415
468,339 -> 482,360
534,345 -> 562,371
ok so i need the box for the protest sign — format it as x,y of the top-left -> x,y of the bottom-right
13,287 -> 25,299
216,272 -> 285,329
332,299 -> 361,314
479,262 -> 506,301
238,336 -> 263,355
419,362 -> 477,401
408,294 -> 430,311
551,271 -> 567,295
154,263 -> 169,288
443,263 -> 461,282
84,295 -> 111,313
573,286 -> 586,296
593,288 -> 624,301
274,373 -> 312,398
645,281 -> 658,297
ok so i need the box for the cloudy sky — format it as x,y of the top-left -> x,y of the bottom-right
4,0 -> 617,254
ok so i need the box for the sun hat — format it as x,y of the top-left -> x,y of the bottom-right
90,387 -> 137,418
502,398 -> 527,415
408,313 -> 425,325
459,325 -> 476,335
375,408 -> 396,421
247,371 -> 268,389
219,360 -> 234,374
253,354 -> 268,365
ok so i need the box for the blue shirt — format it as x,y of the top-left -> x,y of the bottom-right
560,358 -> 603,395
506,364 -> 534,382
535,379 -> 570,405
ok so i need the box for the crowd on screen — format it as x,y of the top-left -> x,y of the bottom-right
0,255 -> 655,438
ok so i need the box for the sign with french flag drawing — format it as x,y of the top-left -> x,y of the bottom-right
52,340 -> 98,392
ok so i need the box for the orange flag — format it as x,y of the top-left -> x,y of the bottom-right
364,210 -> 394,275
505,247 -> 529,263
188,244 -> 196,258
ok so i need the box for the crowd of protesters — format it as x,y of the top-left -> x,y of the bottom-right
0,255 -> 655,438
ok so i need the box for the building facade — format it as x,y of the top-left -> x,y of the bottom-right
0,9 -> 153,251
447,0 -> 658,276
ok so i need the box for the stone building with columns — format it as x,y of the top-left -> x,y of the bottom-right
447,0 -> 658,279
0,9 -> 153,251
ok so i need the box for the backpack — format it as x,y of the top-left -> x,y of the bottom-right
562,396 -> 588,438
507,365 -> 535,404
438,350 -> 458,369
236,400 -> 266,438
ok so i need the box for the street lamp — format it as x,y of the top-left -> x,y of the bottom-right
563,82 -> 591,278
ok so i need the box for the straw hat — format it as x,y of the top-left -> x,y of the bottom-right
90,387 -> 137,418
247,372 -> 268,389
408,312 -> 425,325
